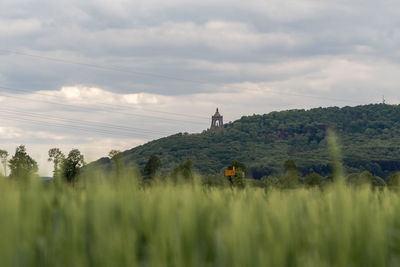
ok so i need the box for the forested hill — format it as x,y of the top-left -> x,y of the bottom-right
89,104 -> 400,178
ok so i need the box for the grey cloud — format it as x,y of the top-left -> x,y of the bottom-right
0,18 -> 41,37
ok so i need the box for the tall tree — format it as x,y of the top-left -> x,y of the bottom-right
172,159 -> 193,180
61,149 -> 85,184
109,150 -> 123,178
304,172 -> 322,187
0,149 -> 9,177
387,172 -> 400,187
233,170 -> 246,188
48,148 -> 65,178
228,160 -> 247,173
108,150 -> 121,159
226,160 -> 247,186
281,159 -> 301,189
144,155 -> 162,178
8,145 -> 38,179
283,160 -> 298,173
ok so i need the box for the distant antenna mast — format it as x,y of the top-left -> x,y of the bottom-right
382,95 -> 386,105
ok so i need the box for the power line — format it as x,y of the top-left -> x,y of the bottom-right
0,48 -> 207,84
0,49 -> 372,107
3,86 -> 210,120
0,84 -> 372,139
0,86 -> 209,125
0,85 -> 211,140
0,113 -> 165,139
0,83 -> 368,122
0,48 -> 211,120
0,108 -> 173,136
0,116 -> 150,138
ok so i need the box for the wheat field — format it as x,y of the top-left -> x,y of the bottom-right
0,174 -> 400,267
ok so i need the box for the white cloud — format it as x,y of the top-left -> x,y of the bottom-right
37,86 -> 162,105
0,126 -> 67,141
0,125 -> 68,141
0,126 -> 22,139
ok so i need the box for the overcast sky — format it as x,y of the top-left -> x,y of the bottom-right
1,0 -> 400,176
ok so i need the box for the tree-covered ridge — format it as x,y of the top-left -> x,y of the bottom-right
89,104 -> 400,178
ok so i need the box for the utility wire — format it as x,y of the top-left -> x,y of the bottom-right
0,114 -> 164,139
0,48 -> 207,84
4,86 -> 210,120
0,108 -> 173,135
0,84 -> 368,122
0,86 -> 209,125
0,48 -> 211,119
0,116 -> 148,138
0,49 -> 372,107
0,84 -> 371,140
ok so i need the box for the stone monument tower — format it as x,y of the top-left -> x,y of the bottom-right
210,108 -> 224,132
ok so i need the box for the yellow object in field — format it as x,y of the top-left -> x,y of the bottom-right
225,167 -> 236,176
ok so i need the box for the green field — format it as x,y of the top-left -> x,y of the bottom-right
1,175 -> 400,267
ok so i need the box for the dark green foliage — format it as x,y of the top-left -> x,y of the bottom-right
372,176 -> 386,187
280,172 -> 301,189
280,159 -> 302,188
347,171 -> 386,187
48,148 -> 65,178
88,104 -> 400,178
228,160 -> 247,173
8,145 -> 38,179
201,174 -> 229,187
171,160 -> 193,180
225,160 -> 247,186
143,155 -> 162,178
109,150 -> 123,179
261,176 -> 280,188
387,172 -> 400,187
246,179 -> 265,188
347,172 -> 371,186
61,149 -> 85,184
284,160 -> 298,172
304,172 -> 322,187
233,171 -> 246,188
108,150 -> 121,159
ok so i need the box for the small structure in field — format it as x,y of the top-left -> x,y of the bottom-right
209,108 -> 224,132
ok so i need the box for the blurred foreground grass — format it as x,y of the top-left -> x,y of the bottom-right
1,176 -> 400,267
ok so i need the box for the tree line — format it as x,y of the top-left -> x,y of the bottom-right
0,145 -> 84,184
110,153 -> 400,189
2,145 -> 400,190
